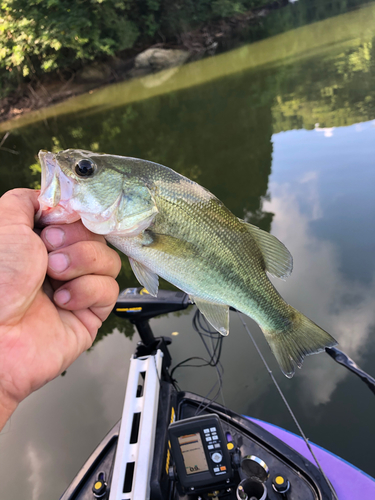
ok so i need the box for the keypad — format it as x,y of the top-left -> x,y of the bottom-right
203,426 -> 225,474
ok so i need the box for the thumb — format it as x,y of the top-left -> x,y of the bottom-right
0,188 -> 40,230
0,189 -> 47,325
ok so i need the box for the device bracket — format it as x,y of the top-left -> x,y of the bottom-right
109,350 -> 163,500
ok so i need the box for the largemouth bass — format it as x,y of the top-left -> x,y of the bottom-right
37,149 -> 336,377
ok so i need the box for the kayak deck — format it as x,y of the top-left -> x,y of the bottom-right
249,417 -> 375,500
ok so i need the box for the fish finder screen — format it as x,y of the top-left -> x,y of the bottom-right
178,433 -> 209,475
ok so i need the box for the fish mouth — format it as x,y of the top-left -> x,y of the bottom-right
35,150 -> 80,226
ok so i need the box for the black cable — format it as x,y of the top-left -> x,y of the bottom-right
192,309 -> 223,367
169,308 -> 226,415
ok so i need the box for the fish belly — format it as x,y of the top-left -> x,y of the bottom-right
106,225 -> 287,331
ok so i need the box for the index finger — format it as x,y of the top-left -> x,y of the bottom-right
0,188 -> 39,229
40,220 -> 106,251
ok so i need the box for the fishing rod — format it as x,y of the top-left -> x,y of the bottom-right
237,312 -> 339,500
325,346 -> 375,395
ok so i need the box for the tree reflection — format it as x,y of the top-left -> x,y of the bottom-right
0,27 -> 374,344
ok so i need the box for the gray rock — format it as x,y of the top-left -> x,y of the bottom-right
134,48 -> 190,72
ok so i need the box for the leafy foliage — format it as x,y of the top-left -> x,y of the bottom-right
0,0 -> 270,91
0,0 -> 140,79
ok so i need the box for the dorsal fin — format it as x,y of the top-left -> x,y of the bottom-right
243,221 -> 293,279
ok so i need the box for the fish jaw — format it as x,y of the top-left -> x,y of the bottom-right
79,197 -> 158,236
36,150 -> 81,226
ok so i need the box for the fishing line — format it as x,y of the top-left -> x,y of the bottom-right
237,312 -> 339,500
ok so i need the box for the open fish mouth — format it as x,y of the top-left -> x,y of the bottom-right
35,150 -> 80,226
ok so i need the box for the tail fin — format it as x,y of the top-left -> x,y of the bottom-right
262,310 -> 337,378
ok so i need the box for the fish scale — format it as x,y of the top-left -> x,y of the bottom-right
148,194 -> 275,317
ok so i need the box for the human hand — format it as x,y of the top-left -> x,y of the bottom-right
0,189 -> 121,430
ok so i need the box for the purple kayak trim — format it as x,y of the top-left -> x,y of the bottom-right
247,417 -> 375,499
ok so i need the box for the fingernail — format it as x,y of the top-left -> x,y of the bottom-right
49,253 -> 69,272
45,227 -> 65,248
55,289 -> 71,305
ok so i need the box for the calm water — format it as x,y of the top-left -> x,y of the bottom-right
1,2 -> 375,498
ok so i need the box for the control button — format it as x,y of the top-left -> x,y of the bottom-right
204,428 -> 210,433
206,436 -> 212,441
213,467 -> 220,473
208,444 -> 214,450
215,444 -> 220,448
272,475 -> 290,494
212,434 -> 218,440
220,466 -> 227,471
92,472 -> 107,498
227,442 -> 234,451
210,427 -> 216,432
211,451 -> 223,463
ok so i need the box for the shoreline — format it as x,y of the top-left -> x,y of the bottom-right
0,1 -> 288,127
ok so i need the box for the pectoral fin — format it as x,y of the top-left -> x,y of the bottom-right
144,231 -> 198,258
244,222 -> 293,279
129,257 -> 159,296
191,296 -> 230,336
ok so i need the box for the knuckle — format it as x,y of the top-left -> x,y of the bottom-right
84,331 -> 95,349
110,249 -> 122,276
97,276 -> 119,305
109,279 -> 120,303
90,275 -> 107,301
3,188 -> 25,200
76,240 -> 100,269
86,240 -> 100,261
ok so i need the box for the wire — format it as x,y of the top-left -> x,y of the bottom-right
170,308 -> 226,415
237,312 -> 339,500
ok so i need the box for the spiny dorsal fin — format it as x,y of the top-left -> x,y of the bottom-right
129,257 -> 159,296
244,222 -> 293,279
191,296 -> 229,336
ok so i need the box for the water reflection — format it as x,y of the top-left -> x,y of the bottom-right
265,121 -> 375,405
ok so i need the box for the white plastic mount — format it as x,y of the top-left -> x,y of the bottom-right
109,350 -> 163,500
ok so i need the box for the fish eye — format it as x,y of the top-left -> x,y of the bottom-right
75,159 -> 96,177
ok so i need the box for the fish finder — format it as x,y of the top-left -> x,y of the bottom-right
168,414 -> 232,492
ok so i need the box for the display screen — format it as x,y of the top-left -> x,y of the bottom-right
178,433 -> 209,475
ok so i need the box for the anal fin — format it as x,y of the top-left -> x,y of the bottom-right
191,296 -> 230,336
129,257 -> 159,296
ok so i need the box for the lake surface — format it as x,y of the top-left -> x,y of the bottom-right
1,2 -> 375,498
